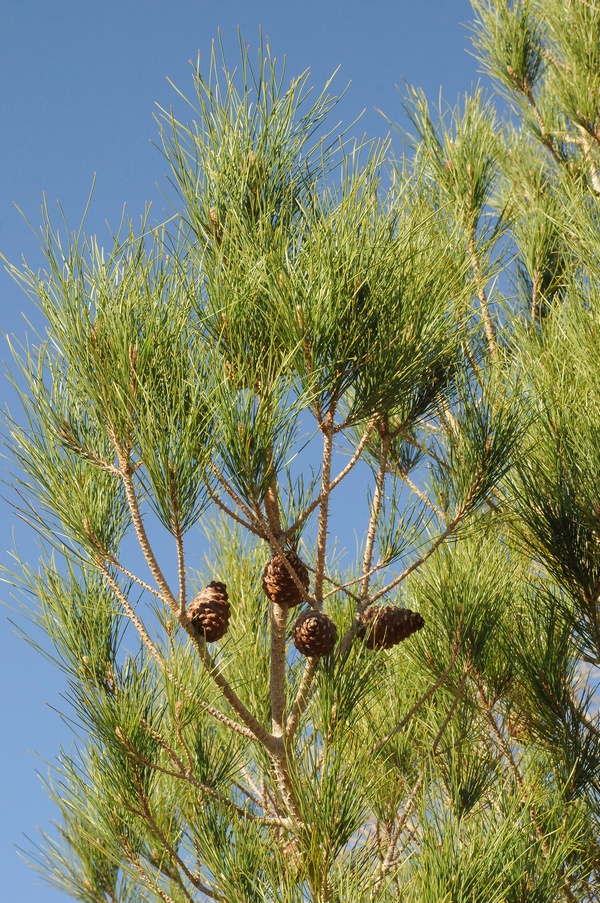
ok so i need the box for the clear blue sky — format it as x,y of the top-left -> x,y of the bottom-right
1,2 -> 481,899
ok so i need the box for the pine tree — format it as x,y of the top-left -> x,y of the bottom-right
5,5 -> 600,899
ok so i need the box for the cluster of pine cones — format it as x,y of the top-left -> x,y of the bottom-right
188,550 -> 424,656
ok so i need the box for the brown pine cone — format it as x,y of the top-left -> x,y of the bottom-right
188,581 -> 230,642
506,712 -> 528,741
292,609 -> 337,657
358,605 -> 424,650
262,551 -> 309,608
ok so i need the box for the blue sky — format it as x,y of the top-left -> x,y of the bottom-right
1,2 -> 481,899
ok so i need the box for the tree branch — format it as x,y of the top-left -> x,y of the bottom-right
205,481 -> 266,537
210,463 -> 266,536
391,461 -> 444,519
468,235 -> 497,360
112,453 -> 277,750
373,669 -> 468,898
131,767 -> 212,900
359,431 -> 391,609
116,449 -> 178,614
97,560 -> 259,742
368,473 -> 483,605
505,65 -> 561,162
175,524 -> 186,617
105,553 -> 164,600
286,657 -> 319,741
58,420 -> 120,475
475,671 -> 552,860
121,836 -> 199,903
578,125 -> 600,195
311,564 -> 360,603
314,410 -> 336,607
185,625 -> 277,750
286,415 -> 377,538
132,722 -> 293,829
322,560 -> 387,601
374,630 -> 461,754
270,603 -> 288,739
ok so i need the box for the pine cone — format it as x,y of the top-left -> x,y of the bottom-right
262,551 -> 309,608
506,712 -> 528,741
292,609 -> 337,657
188,581 -> 230,642
358,605 -> 424,650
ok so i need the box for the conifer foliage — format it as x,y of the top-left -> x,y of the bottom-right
6,3 -> 600,899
